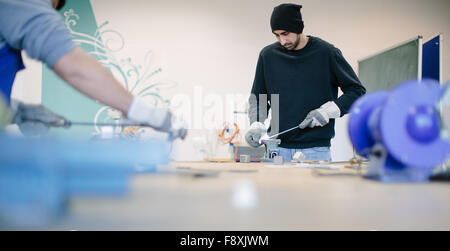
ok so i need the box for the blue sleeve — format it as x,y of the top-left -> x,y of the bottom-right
0,0 -> 75,67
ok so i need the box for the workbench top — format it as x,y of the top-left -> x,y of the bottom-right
48,161 -> 450,230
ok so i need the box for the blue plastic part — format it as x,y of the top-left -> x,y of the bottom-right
54,139 -> 169,195
406,105 -> 440,143
348,91 -> 389,157
367,106 -> 383,143
348,79 -> 449,182
380,79 -> 447,167
0,137 -> 66,228
0,135 -> 169,227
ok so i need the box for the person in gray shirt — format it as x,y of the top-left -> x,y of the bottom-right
0,0 -> 179,137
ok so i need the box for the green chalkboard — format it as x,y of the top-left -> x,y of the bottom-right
358,37 -> 422,94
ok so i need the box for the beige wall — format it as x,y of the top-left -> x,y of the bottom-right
13,0 -> 450,161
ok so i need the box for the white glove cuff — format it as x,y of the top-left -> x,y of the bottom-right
320,101 -> 341,119
250,122 -> 266,130
127,96 -> 168,128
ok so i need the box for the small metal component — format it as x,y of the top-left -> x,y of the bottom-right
240,154 -> 251,163
274,156 -> 284,165
261,138 -> 281,161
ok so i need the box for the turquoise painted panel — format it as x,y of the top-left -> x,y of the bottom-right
42,0 -> 103,139
42,0 -> 173,139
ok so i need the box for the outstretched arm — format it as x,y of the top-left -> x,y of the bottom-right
52,47 -> 133,115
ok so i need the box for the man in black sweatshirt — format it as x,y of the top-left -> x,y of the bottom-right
245,3 -> 366,161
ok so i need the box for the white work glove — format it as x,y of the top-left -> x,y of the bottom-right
127,96 -> 173,133
10,100 -> 68,137
299,101 -> 341,129
245,122 -> 267,147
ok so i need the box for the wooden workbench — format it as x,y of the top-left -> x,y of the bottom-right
48,161 -> 450,230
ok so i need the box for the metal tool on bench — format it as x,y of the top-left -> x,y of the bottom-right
257,124 -> 303,162
22,118 -> 187,142
259,138 -> 281,162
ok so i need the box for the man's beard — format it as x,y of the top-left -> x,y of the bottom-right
283,34 -> 301,50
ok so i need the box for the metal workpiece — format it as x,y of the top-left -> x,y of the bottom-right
260,138 -> 281,162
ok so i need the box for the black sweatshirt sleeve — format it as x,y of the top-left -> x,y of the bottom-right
249,53 -> 270,124
331,48 -> 366,115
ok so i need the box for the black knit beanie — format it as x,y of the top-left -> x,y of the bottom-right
270,3 -> 304,34
56,0 -> 66,10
